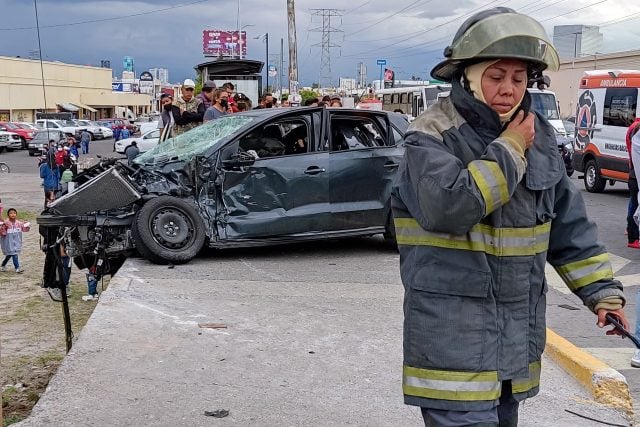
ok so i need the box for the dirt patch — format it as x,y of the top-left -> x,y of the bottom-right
0,209 -> 110,425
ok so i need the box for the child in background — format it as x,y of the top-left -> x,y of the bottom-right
45,191 -> 56,208
0,208 -> 31,273
82,265 -> 99,301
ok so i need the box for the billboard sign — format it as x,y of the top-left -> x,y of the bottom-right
384,68 -> 395,88
376,59 -> 387,66
112,82 -> 123,92
203,30 -> 247,57
139,71 -> 154,95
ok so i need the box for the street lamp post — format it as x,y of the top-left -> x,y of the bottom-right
254,33 -> 269,92
239,24 -> 255,59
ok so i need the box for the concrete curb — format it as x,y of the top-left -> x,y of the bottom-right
545,328 -> 633,416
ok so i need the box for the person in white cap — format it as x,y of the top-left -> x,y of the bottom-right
173,78 -> 205,136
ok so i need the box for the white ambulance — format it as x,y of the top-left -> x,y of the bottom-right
572,70 -> 640,192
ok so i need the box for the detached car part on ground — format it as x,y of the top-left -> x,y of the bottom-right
38,108 -> 408,280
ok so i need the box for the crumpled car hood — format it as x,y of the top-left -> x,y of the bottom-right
49,167 -> 141,215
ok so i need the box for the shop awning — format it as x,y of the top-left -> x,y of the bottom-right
57,102 -> 79,112
71,102 -> 98,113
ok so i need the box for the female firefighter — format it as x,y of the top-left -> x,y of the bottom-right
391,7 -> 629,426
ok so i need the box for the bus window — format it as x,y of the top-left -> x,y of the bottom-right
392,94 -> 399,104
401,93 -> 408,104
383,94 -> 391,104
408,93 -> 413,103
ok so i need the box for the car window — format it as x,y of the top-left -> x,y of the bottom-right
46,122 -> 58,129
239,116 -> 311,158
328,116 -> 386,151
391,126 -> 404,145
145,130 -> 161,139
135,115 -> 254,165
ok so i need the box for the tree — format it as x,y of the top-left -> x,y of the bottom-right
300,89 -> 319,105
311,82 -> 320,89
194,74 -> 203,95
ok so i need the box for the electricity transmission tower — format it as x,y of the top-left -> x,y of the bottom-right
309,8 -> 343,89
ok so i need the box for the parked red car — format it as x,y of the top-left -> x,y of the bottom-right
0,122 -> 36,149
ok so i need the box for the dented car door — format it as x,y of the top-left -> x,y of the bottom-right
217,110 -> 330,240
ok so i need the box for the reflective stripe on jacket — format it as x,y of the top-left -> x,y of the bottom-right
392,80 -> 624,411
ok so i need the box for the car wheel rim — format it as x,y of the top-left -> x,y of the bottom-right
586,167 -> 596,187
150,208 -> 194,250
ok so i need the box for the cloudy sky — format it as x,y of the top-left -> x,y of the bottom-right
3,0 -> 640,87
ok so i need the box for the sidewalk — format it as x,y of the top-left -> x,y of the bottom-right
546,258 -> 640,422
18,257 -> 630,426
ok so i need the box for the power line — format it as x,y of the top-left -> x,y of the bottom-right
539,0 -> 608,22
340,0 -> 504,58
344,0 -> 372,15
345,0 -> 429,37
0,0 -> 209,31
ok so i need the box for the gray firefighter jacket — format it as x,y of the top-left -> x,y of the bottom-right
391,78 -> 625,412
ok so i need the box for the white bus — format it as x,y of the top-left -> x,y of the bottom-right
375,85 -> 452,119
377,84 -> 565,136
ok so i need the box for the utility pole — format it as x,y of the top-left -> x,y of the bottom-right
280,38 -> 285,97
287,0 -> 299,103
310,8 -> 343,89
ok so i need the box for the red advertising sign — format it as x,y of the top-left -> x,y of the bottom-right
202,30 -> 247,57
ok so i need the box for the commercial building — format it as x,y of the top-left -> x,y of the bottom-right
545,49 -> 640,118
150,68 -> 169,84
553,25 -> 604,59
0,56 -> 152,122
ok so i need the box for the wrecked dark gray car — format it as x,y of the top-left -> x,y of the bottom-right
38,107 -> 408,274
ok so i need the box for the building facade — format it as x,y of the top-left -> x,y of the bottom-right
553,25 -> 604,59
545,49 -> 640,118
150,68 -> 169,84
0,56 -> 152,122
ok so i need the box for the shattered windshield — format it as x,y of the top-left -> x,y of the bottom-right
134,115 -> 254,165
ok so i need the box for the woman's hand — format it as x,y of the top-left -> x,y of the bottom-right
597,308 -> 629,337
506,111 -> 535,149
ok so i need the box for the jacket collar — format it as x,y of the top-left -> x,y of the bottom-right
451,77 -> 562,190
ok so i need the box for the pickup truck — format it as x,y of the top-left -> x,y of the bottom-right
36,119 -> 86,139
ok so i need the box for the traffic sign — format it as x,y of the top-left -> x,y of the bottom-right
376,59 -> 387,65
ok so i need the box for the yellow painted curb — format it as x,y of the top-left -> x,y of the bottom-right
545,328 -> 633,415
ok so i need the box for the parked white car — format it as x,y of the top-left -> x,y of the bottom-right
115,129 -> 160,154
74,120 -> 114,139
0,131 -> 23,151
